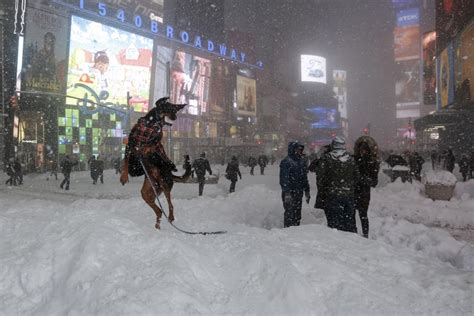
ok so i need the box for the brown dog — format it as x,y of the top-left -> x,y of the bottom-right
120,97 -> 190,229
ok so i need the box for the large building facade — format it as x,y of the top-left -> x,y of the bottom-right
415,0 -> 474,154
2,0 -> 263,170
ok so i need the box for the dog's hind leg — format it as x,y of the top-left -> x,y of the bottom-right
162,188 -> 174,223
141,178 -> 163,229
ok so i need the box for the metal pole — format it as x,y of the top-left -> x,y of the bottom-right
166,61 -> 172,161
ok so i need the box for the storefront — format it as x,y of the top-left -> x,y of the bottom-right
13,0 -> 262,170
415,2 -> 474,154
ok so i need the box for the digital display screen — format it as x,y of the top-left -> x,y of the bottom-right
67,15 -> 153,112
308,107 -> 339,129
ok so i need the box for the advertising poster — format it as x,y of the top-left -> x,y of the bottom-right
236,75 -> 257,116
307,107 -> 339,129
67,16 -> 153,112
170,50 -> 211,116
422,31 -> 436,105
396,8 -> 419,27
438,43 -> 455,108
395,60 -> 421,118
23,7 -> 68,93
301,55 -> 327,83
459,22 -> 474,99
394,26 -> 420,61
392,0 -> 419,9
333,70 -> 347,119
152,45 -> 173,103
208,61 -> 231,120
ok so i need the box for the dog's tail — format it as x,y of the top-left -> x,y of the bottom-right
172,166 -> 192,183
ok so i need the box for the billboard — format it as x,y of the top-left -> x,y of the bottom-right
23,7 -> 68,93
333,70 -> 347,119
236,74 -> 257,116
170,50 -> 211,116
395,60 -> 421,118
208,61 -> 232,119
67,16 -> 153,112
301,55 -> 327,83
422,31 -> 436,105
392,0 -> 419,8
394,26 -> 420,61
307,107 -> 339,129
438,43 -> 455,108
151,45 -> 173,106
396,8 -> 420,27
458,22 -> 474,100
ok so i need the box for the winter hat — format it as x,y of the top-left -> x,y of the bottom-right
331,136 -> 346,150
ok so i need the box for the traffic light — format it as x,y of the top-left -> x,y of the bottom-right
10,95 -> 18,108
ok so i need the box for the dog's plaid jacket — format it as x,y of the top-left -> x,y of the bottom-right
124,118 -> 166,160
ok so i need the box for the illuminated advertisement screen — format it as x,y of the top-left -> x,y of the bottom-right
396,8 -> 419,27
394,26 -> 420,61
308,107 -> 339,129
23,7 -> 68,93
422,31 -> 436,105
395,60 -> 420,117
392,0 -> 419,8
67,16 -> 153,112
170,50 -> 211,115
459,22 -> 474,100
236,74 -> 257,116
333,70 -> 347,119
438,43 -> 455,108
301,55 -> 327,83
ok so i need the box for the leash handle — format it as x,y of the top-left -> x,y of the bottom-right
138,158 -> 226,235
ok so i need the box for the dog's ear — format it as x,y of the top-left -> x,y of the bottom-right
155,97 -> 170,108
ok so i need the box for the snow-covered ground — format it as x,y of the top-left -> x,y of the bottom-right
1,164 -> 473,315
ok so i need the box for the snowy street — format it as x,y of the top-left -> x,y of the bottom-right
1,164 -> 473,315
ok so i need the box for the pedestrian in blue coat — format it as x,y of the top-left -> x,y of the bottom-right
280,141 -> 310,227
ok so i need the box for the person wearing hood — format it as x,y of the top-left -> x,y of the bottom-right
226,156 -> 242,193
192,152 -> 212,196
318,136 -> 359,233
279,141 -> 310,228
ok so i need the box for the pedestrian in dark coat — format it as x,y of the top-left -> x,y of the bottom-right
444,149 -> 455,173
182,155 -> 192,176
192,152 -> 212,196
4,160 -> 17,186
469,151 -> 474,179
13,158 -> 23,185
354,137 -> 380,238
409,152 -> 425,181
459,154 -> 470,182
97,156 -> 104,184
248,156 -> 257,175
88,155 -> 100,184
309,145 -> 331,210
430,150 -> 439,170
318,137 -> 360,233
60,155 -> 78,190
258,154 -> 268,175
113,157 -> 121,174
226,156 -> 242,193
279,141 -> 310,228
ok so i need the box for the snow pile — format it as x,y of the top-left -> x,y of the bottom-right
0,166 -> 473,314
424,170 -> 457,186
